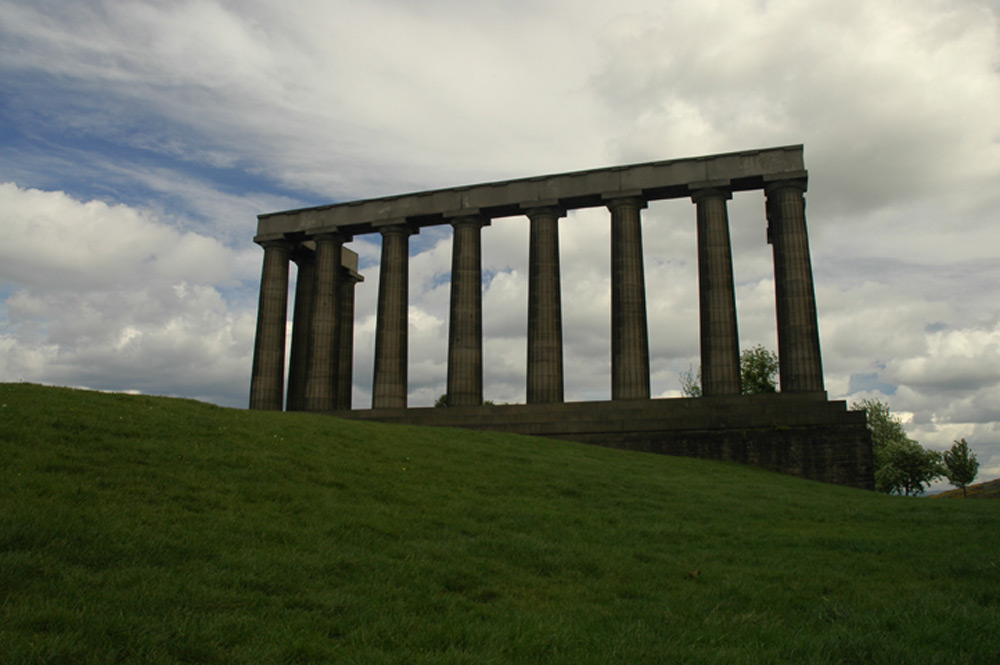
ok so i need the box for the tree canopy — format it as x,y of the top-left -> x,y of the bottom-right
943,438 -> 979,497
740,345 -> 778,394
851,398 -> 943,495
680,345 -> 778,397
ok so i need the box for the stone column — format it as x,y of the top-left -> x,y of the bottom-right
447,214 -> 487,406
766,178 -> 824,393
304,232 -> 347,412
693,187 -> 741,396
249,239 -> 293,411
336,267 -> 362,410
607,195 -> 650,400
285,247 -> 316,411
524,205 -> 565,404
372,224 -> 413,409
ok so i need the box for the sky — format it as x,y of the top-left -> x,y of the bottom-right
2,0 -> 999,485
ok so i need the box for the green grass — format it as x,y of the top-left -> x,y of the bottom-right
1,383 -> 998,664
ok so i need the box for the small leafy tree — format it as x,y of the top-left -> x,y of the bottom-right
679,366 -> 701,397
851,398 -> 943,495
943,438 -> 979,497
434,393 -> 495,407
679,346 -> 778,397
887,441 -> 943,496
740,345 -> 778,394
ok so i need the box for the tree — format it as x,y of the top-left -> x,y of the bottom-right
679,345 -> 778,397
740,345 -> 778,394
679,366 -> 702,397
851,398 -> 943,495
434,393 -> 495,407
943,438 -> 979,497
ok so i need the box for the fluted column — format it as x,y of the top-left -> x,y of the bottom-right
693,187 -> 741,396
286,247 -> 316,411
607,195 -> 650,400
249,239 -> 293,410
372,224 -> 413,409
525,205 -> 565,404
304,233 -> 347,412
766,178 -> 824,393
336,265 -> 361,410
447,214 -> 487,406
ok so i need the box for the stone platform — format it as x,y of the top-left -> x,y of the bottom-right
334,392 -> 875,490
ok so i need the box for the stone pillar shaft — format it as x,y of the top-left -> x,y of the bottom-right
526,206 -> 565,404
286,248 -> 316,411
447,215 -> 486,406
372,225 -> 413,409
304,233 -> 346,411
767,179 -> 824,393
608,196 -> 650,400
249,239 -> 292,411
336,268 -> 360,410
694,188 -> 741,396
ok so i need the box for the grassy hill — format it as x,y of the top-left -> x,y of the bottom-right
933,478 -> 1000,499
1,383 -> 998,664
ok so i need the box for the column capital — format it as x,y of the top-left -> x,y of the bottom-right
313,230 -> 352,243
377,222 -> 416,238
521,203 -> 567,220
256,237 -> 295,251
764,175 -> 808,195
690,187 -> 733,204
603,193 -> 647,212
448,213 -> 489,229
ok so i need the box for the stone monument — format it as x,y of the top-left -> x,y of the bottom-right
249,146 -> 873,489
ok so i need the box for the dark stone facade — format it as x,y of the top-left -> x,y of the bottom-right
337,393 -> 874,490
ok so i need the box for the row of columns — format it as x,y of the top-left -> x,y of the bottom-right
249,178 -> 824,411
248,235 -> 361,412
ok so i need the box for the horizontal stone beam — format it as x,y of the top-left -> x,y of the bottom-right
255,145 -> 806,241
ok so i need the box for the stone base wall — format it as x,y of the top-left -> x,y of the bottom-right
335,392 -> 874,490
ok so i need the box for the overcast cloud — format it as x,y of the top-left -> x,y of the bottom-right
2,0 -> 999,484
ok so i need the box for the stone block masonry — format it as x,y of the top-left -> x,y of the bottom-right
249,145 -> 874,489
337,393 -> 875,490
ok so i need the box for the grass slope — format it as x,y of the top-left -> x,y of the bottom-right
1,383 -> 999,664
934,478 -> 1000,500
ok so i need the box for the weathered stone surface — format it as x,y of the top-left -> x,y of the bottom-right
608,195 -> 650,400
336,268 -> 361,410
447,215 -> 486,407
254,145 -> 806,240
766,179 -> 824,392
304,233 -> 346,412
335,394 -> 874,490
372,224 -> 413,409
285,247 -> 316,412
526,206 -> 565,404
693,188 -> 741,396
248,239 -> 292,411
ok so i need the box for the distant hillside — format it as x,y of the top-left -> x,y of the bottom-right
1,382 -> 998,664
932,477 -> 1000,499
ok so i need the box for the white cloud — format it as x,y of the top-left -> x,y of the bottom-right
0,183 -> 254,405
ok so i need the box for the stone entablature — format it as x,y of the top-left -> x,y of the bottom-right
255,145 -> 807,241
